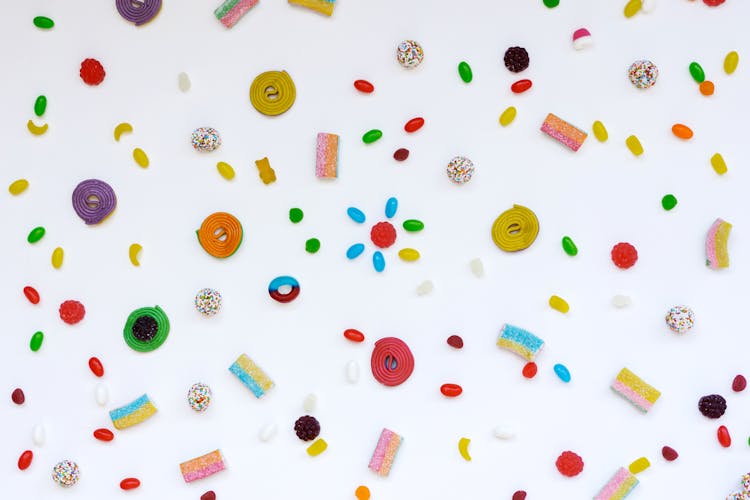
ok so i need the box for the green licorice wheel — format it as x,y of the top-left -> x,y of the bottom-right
123,305 -> 170,352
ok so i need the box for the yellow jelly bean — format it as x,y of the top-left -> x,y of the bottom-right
27,119 -> 49,136
628,456 -> 651,474
398,248 -> 420,262
133,148 -> 149,168
724,51 -> 739,75
51,247 -> 64,269
306,438 -> 328,456
549,295 -> 570,314
217,161 -> 235,180
8,179 -> 29,195
114,122 -> 133,141
624,0 -> 642,18
710,153 -> 727,175
626,135 -> 644,156
129,243 -> 142,266
499,106 -> 517,127
592,121 -> 608,142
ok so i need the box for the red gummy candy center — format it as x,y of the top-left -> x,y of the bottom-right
370,221 -> 397,249
611,242 -> 638,269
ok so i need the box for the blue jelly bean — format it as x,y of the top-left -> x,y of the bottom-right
385,197 -> 398,219
373,251 -> 385,272
347,207 -> 366,224
553,363 -> 571,383
346,243 -> 365,260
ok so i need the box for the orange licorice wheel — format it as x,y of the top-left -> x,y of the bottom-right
196,212 -> 243,258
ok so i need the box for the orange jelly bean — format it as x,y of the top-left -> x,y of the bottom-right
699,80 -> 715,96
671,124 -> 693,140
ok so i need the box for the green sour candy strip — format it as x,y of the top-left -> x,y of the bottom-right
27,226 -> 46,243
34,95 -> 47,117
689,62 -> 705,83
362,129 -> 383,144
402,219 -> 424,232
458,61 -> 473,83
30,331 -> 44,352
562,236 -> 578,256
33,16 -> 54,29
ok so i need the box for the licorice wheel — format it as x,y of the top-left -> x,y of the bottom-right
71,179 -> 117,225
196,212 -> 243,258
249,71 -> 296,116
115,0 -> 162,26
123,306 -> 170,352
491,204 -> 539,252
370,337 -> 415,387
268,276 -> 300,303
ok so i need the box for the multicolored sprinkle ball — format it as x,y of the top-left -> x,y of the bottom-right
52,460 -> 80,487
191,127 -> 222,152
628,60 -> 659,89
194,288 -> 222,316
665,305 -> 695,334
187,382 -> 212,412
446,156 -> 475,184
396,40 -> 424,68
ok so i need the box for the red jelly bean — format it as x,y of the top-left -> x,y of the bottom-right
404,117 -> 424,133
18,450 -> 33,470
201,491 -> 217,500
511,79 -> 533,94
344,329 -> 365,343
393,148 -> 409,161
11,388 -> 25,405
447,335 -> 464,349
512,491 -> 527,500
522,362 -> 538,379
703,0 -> 725,5
718,425 -> 731,447
661,445 -> 678,461
611,242 -> 638,269
440,383 -> 463,397
732,374 -> 746,392
353,80 -> 374,93
555,450 -> 584,477
120,478 -> 141,490
23,286 -> 40,304
59,300 -> 86,324
94,428 -> 115,442
80,58 -> 106,85
88,357 -> 104,377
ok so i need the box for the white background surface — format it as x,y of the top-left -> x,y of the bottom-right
2,0 -> 750,498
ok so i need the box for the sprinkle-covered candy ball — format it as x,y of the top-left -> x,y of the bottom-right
396,40 -> 424,68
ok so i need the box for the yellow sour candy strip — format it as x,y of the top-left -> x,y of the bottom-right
133,148 -> 149,168
491,204 -> 539,252
27,119 -> 49,136
129,243 -> 142,266
249,71 -> 296,116
288,0 -> 335,16
626,135 -> 643,156
306,438 -> 328,456
592,121 -> 608,142
114,122 -> 133,141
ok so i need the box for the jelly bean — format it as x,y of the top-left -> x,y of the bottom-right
494,426 -> 516,439
470,258 -> 484,277
93,428 -> 114,441
353,80 -> 374,93
178,72 -> 191,92
33,16 -> 54,29
398,248 -> 420,261
385,197 -> 398,218
402,219 -> 424,232
549,295 -> 570,313
133,148 -> 149,168
27,119 -> 48,135
710,153 -> 728,175
27,226 -> 45,243
12,388 -> 25,405
672,123 -> 693,139
95,383 -> 109,407
362,129 -> 382,144
458,61 -> 473,83
29,331 -> 44,352
8,179 -> 29,195
612,295 -> 632,308
344,328 -> 365,342
346,360 -> 359,384
217,161 -> 235,180
259,422 -> 278,442
561,236 -> 578,256
346,243 -> 365,259
522,362 -> 538,379
32,424 -> 45,446
628,457 -> 650,474
724,51 -> 739,75
34,95 -> 47,117
201,492 -> 217,500
416,280 -> 434,296
447,335 -> 464,348
303,393 -> 317,412
51,247 -> 64,269
89,357 -> 105,377
404,117 -> 425,133
592,121 -> 608,142
373,251 -> 385,272
18,450 -> 33,470
543,0 -> 559,7
732,374 -> 746,392
347,207 -> 366,223
626,135 -> 643,156
661,446 -> 678,461
623,0 -> 642,17
689,62 -> 705,83
554,363 -> 571,383
512,491 -> 527,500
120,478 -> 141,490
511,79 -> 532,94
699,80 -> 714,96
355,485 -> 371,500
393,148 -> 409,161
129,243 -> 142,266
306,438 -> 328,456
718,425 -> 731,447
661,194 -> 677,210
24,286 -> 40,304
641,0 -> 656,13
440,383 -> 463,397
499,106 -> 517,127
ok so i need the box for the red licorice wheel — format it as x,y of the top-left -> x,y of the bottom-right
353,80 -> 374,93
511,79 -> 533,94
120,477 -> 141,490
440,383 -> 463,397
344,328 -> 365,343
404,117 -> 424,133
94,428 -> 115,442
23,286 -> 40,304
370,337 -> 415,387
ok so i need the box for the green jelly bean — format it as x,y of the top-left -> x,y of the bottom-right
33,16 -> 55,29
289,207 -> 304,223
34,95 -> 47,117
661,194 -> 678,211
689,62 -> 705,83
27,226 -> 46,243
305,238 -> 321,253
362,129 -> 383,144
543,0 -> 560,7
458,61 -> 473,83
30,331 -> 44,352
561,236 -> 578,256
402,219 -> 424,232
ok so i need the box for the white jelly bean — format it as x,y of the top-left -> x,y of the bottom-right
95,383 -> 109,407
493,426 -> 517,439
416,280 -> 434,296
641,0 -> 656,13
346,360 -> 360,384
612,295 -> 632,308
178,72 -> 191,92
259,422 -> 278,442
470,258 -> 484,278
303,393 -> 317,412
32,423 -> 46,446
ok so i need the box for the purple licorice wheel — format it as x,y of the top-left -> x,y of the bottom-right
115,0 -> 162,26
72,179 -> 117,225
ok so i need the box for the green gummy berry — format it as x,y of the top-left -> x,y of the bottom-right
305,238 -> 321,254
289,208 -> 304,223
661,194 -> 678,211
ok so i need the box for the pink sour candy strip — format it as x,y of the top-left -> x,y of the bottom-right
219,0 -> 259,28
594,467 -> 639,500
611,380 -> 653,412
540,113 -> 588,152
316,132 -> 339,178
369,428 -> 402,476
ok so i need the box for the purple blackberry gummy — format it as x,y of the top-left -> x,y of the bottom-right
504,46 -> 529,73
698,394 -> 727,418
294,415 -> 320,441
132,315 -> 158,342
